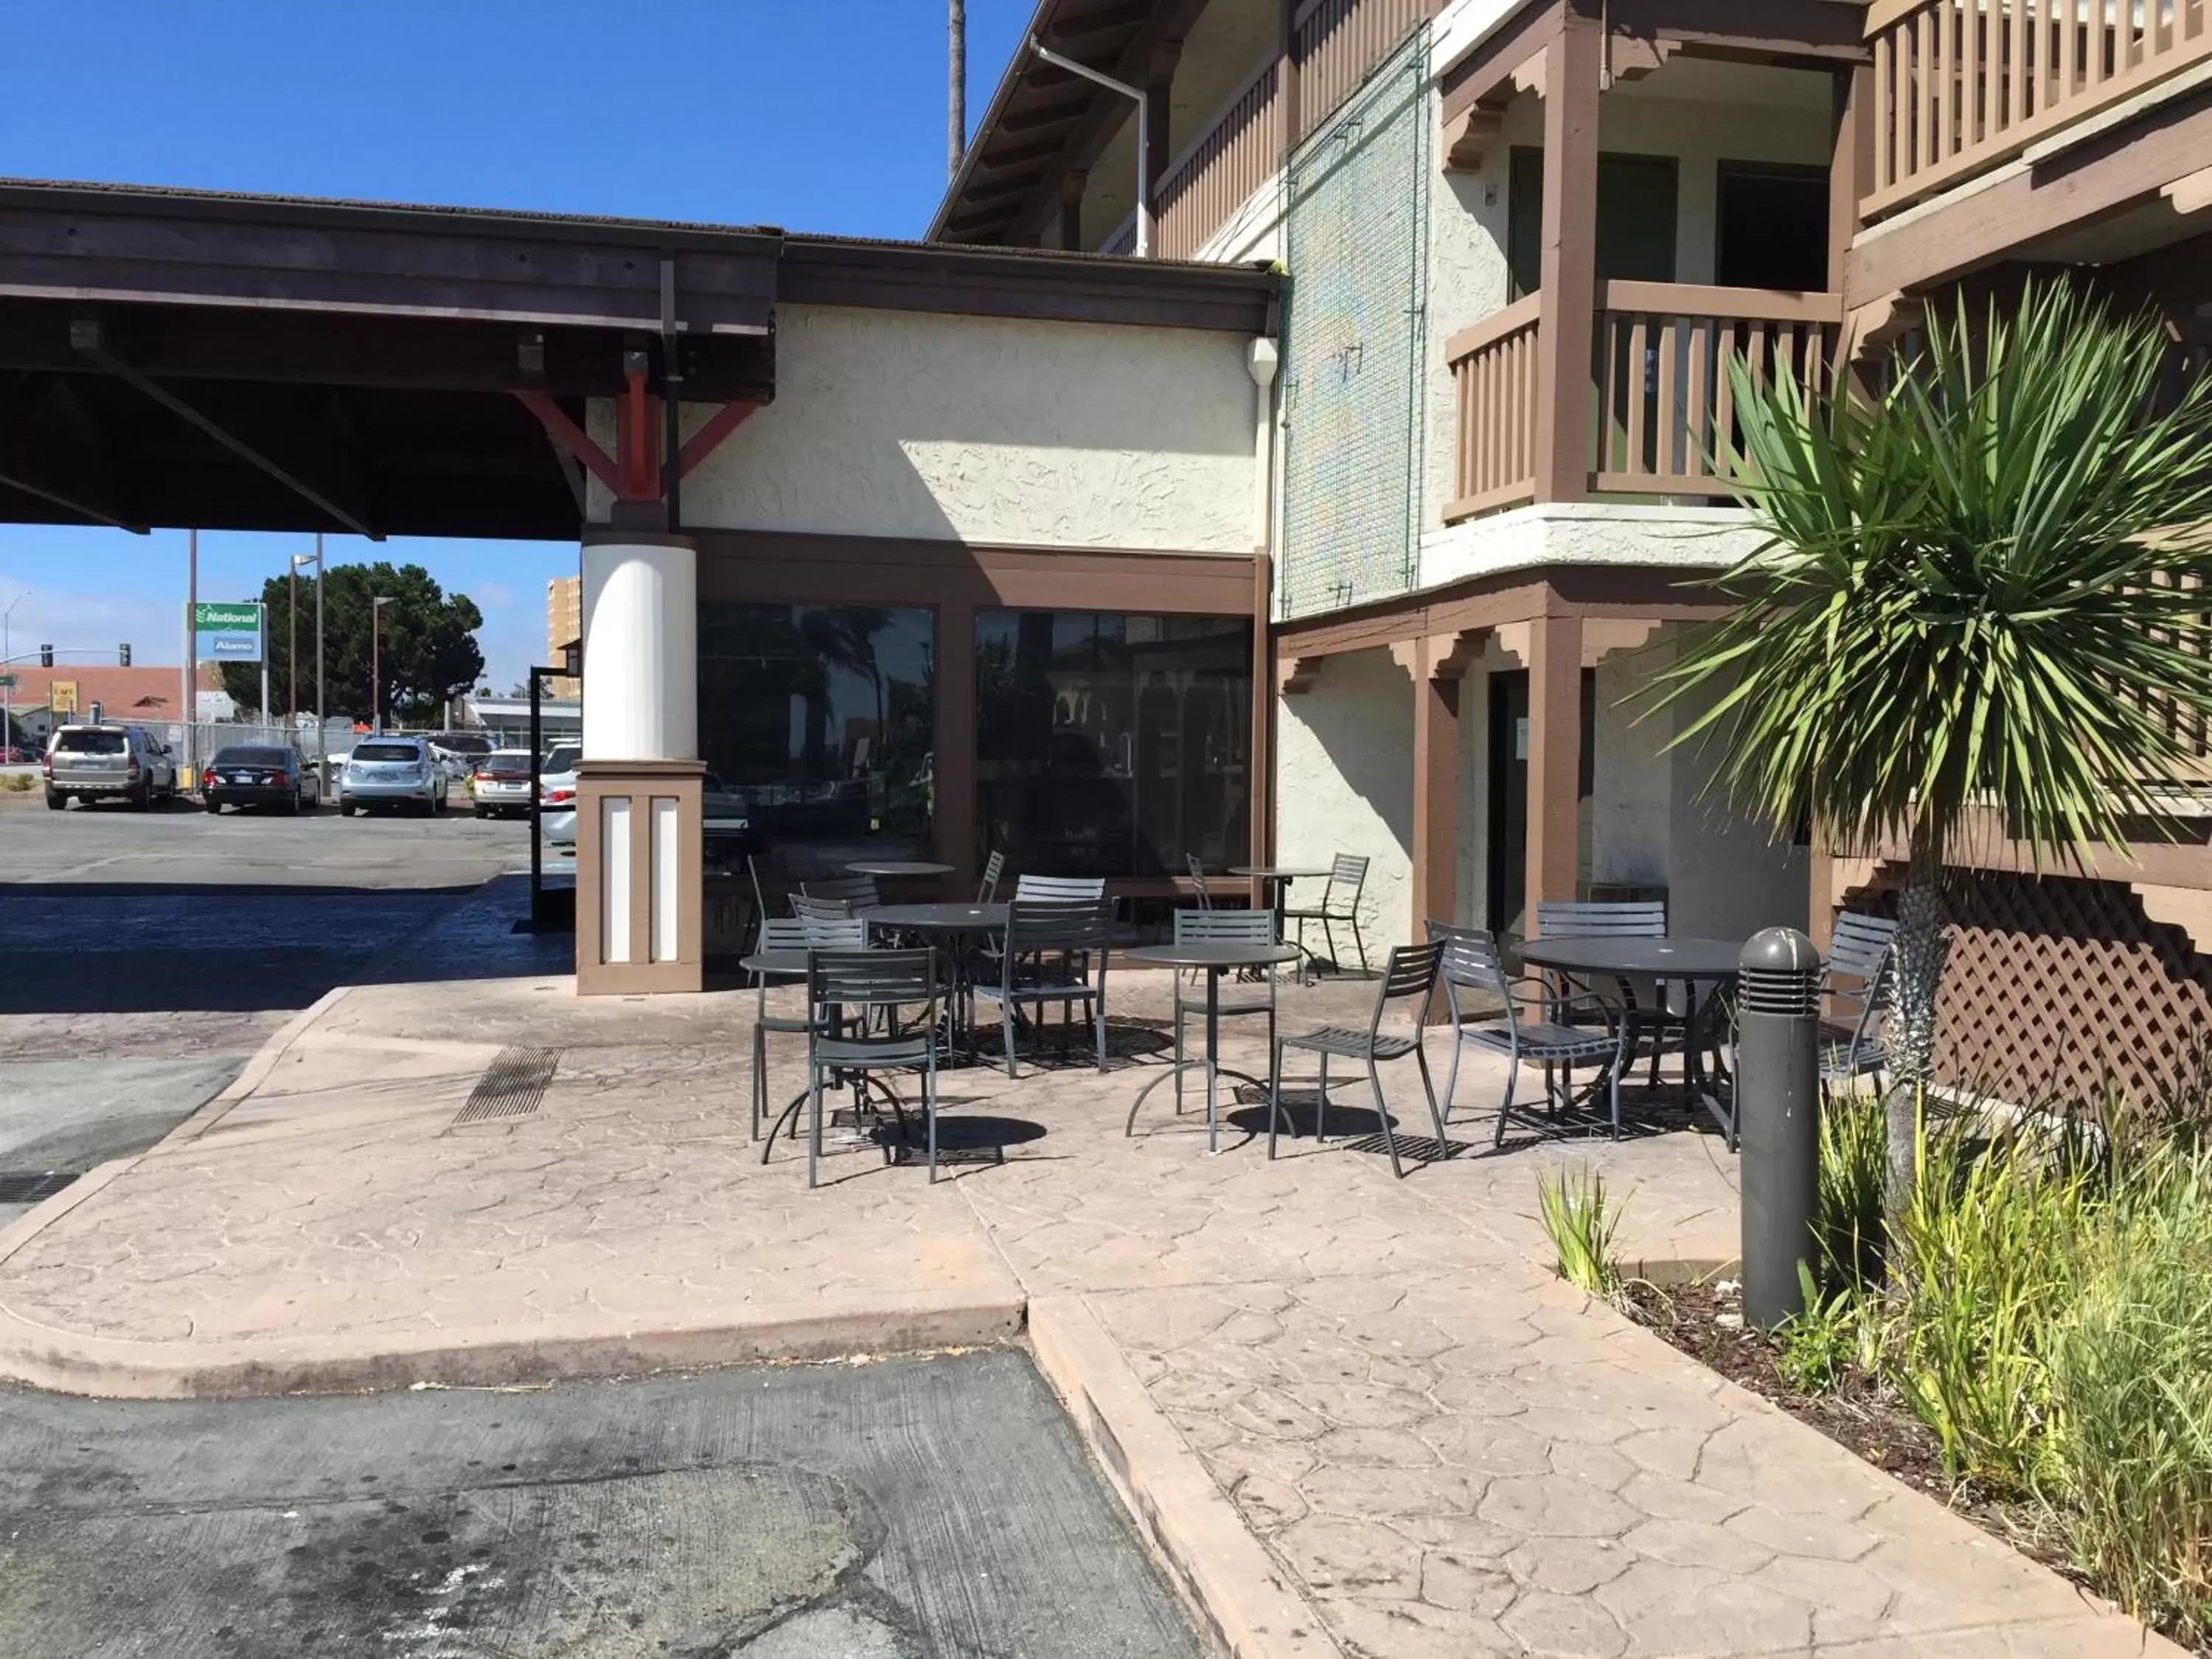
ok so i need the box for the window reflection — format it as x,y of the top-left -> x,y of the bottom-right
698,605 -> 935,866
975,611 -> 1252,877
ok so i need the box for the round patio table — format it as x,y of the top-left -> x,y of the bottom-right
1517,936 -> 1742,1138
862,902 -> 1010,1062
1124,940 -> 1302,1155
1230,866 -> 1332,981
847,859 -> 955,879
740,948 -> 806,979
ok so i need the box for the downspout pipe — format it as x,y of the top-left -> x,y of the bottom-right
1029,38 -> 1148,257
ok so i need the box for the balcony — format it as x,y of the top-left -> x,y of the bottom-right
1865,0 -> 2212,219
1444,283 -> 1845,522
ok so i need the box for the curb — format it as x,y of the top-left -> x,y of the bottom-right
0,1291 -> 1024,1401
1029,1294 -> 1342,1659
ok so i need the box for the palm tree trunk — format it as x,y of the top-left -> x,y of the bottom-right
1884,827 -> 1949,1221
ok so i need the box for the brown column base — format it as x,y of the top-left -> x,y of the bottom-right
575,760 -> 705,995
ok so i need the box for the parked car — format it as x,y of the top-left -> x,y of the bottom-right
201,744 -> 319,815
43,724 -> 181,810
540,768 -> 755,856
428,731 -> 493,782
538,743 -> 580,848
335,737 -> 451,816
470,748 -> 537,819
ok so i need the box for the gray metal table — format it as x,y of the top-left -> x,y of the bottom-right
847,859 -> 955,879
862,902 -> 1010,1061
1517,936 -> 1743,1137
1230,866 -> 1331,981
1124,941 -> 1302,1154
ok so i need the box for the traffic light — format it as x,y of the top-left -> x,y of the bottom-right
38,644 -> 52,668
118,644 -> 131,667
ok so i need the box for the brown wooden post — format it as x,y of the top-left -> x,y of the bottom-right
936,599 -> 978,897
1807,836 -> 1837,955
1249,553 -> 1274,902
1526,611 -> 1583,911
1279,0 -> 1301,156
1830,63 -> 1873,299
1144,43 -> 1180,253
1408,640 -> 1463,935
1061,170 -> 1086,252
1534,7 -> 1602,503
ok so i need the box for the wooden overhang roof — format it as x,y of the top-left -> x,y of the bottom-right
0,178 -> 1274,540
929,0 -> 1206,247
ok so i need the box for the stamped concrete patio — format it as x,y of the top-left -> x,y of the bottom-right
0,969 -> 2175,1657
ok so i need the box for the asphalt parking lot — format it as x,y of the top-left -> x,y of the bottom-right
0,1349 -> 1200,1659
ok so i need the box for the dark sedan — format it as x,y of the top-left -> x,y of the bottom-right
201,745 -> 317,815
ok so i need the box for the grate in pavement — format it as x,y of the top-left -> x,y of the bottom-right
0,1172 -> 78,1205
451,1046 -> 560,1127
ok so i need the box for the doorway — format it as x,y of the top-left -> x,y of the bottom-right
1714,162 -> 1829,291
1508,150 -> 1679,298
1485,667 -> 1598,948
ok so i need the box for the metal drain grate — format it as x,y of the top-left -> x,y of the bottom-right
0,1172 -> 77,1205
452,1046 -> 560,1126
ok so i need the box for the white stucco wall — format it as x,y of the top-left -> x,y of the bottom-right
1417,502 -> 1766,593
1274,648 -> 1415,959
589,303 -> 1259,552
1589,634 -> 1673,892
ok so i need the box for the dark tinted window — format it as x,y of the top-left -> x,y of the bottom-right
212,748 -> 291,768
352,742 -> 422,762
53,730 -> 127,754
975,611 -> 1252,877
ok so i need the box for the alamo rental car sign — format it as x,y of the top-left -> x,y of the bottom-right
193,602 -> 263,662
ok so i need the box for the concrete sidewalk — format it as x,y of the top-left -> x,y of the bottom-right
0,973 -> 2173,1658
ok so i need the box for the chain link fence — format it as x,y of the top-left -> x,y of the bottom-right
1279,24 -> 1430,621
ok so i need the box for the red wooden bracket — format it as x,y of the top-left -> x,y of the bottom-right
678,400 -> 761,479
515,392 -> 622,495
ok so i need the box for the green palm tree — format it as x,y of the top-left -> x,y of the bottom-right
1653,278 -> 2212,1212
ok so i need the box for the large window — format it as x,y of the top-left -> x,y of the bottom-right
698,604 -> 935,858
975,611 -> 1252,878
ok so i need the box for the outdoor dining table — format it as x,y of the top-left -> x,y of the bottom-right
1124,939 -> 1302,1155
1516,935 -> 1743,1139
846,859 -> 956,879
861,901 -> 1009,1062
1228,866 -> 1331,981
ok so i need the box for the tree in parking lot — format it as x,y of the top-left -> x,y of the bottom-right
218,562 -> 484,728
1650,278 -> 2212,1222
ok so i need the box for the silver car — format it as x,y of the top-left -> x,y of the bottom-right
336,737 -> 451,817
44,723 -> 181,810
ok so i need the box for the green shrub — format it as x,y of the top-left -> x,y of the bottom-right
1537,1162 -> 1622,1300
2045,1145 -> 2212,1644
1815,1090 -> 1887,1288
1775,1262 -> 1881,1395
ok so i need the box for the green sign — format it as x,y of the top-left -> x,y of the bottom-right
194,602 -> 262,630
194,600 -> 264,664
0,673 -> 14,689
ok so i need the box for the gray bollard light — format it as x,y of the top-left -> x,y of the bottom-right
1736,927 -> 1823,1329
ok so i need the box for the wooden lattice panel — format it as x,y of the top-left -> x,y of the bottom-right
1843,868 -> 2212,1113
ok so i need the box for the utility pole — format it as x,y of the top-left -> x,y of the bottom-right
185,529 -> 198,785
292,542 -> 324,768
1,588 -> 27,757
949,0 -> 967,181
288,560 -> 298,731
371,594 -> 394,734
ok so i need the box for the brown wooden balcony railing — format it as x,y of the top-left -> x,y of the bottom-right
1293,0 -> 1432,140
1444,284 -> 1846,523
1158,60 -> 1282,260
1444,295 -> 1543,521
1865,0 -> 2212,218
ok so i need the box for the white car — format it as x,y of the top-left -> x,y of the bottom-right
469,748 -> 538,819
538,744 -> 580,849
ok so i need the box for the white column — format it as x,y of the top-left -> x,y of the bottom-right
580,536 -> 697,761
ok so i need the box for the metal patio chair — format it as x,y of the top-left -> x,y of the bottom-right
1169,906 -> 1279,1113
798,947 -> 942,1187
975,849 -> 1006,903
1532,899 -> 1684,1087
1819,912 -> 1897,1102
1267,939 -> 1447,1178
1013,873 -> 1107,902
801,873 -> 881,912
973,898 -> 1115,1078
1283,853 -> 1371,974
1432,924 -> 1629,1145
1185,853 -> 1213,910
792,892 -> 855,925
748,916 -> 818,1144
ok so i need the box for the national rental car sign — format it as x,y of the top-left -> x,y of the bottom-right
193,602 -> 264,663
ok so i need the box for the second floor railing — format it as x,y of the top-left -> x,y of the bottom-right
1444,283 -> 1846,522
1293,0 -> 1433,140
1158,60 -> 1283,260
1865,0 -> 2212,218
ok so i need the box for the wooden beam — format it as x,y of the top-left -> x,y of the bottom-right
1603,0 -> 1869,60
1442,108 -> 1506,173
1526,611 -> 1583,909
1410,636 -> 1464,934
1276,653 -> 1326,694
1831,63 -> 1872,300
1534,8 -> 1602,503
1439,0 -> 1559,125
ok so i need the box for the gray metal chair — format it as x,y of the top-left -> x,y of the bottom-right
799,947 -> 942,1187
1184,853 -> 1213,910
975,849 -> 1006,903
792,893 -> 855,925
1267,939 -> 1447,1178
1819,912 -> 1896,1099
1433,924 -> 1630,1144
1013,873 -> 1107,902
973,898 -> 1115,1077
1169,906 -> 1278,1113
1283,853 -> 1371,974
749,916 -> 816,1143
1532,899 -> 1683,1088
801,873 -> 881,911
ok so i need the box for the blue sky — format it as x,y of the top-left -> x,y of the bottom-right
0,0 -> 1034,690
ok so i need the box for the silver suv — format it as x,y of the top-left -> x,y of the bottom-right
44,724 -> 181,810
336,736 -> 452,817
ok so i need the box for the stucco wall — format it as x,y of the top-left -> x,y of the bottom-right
590,303 -> 1258,552
1590,635 -> 1673,892
1274,648 -> 1415,959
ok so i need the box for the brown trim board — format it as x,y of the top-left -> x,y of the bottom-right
1275,566 -> 1728,658
695,530 -> 1265,616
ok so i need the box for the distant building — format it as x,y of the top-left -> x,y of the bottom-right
3,664 -> 226,744
546,575 -> 581,699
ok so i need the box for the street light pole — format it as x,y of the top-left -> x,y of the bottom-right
292,545 -> 323,771
288,562 -> 298,731
371,594 -> 394,734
